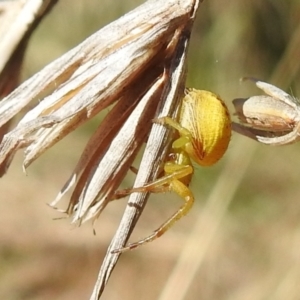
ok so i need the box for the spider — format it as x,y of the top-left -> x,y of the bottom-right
113,88 -> 231,252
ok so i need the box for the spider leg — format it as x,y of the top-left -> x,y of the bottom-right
113,163 -> 192,199
111,116 -> 196,252
112,164 -> 194,253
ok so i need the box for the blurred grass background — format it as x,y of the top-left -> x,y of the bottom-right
1,0 -> 300,299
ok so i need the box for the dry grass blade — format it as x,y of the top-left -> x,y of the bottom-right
50,66 -> 163,208
0,0 -> 58,147
70,71 -> 167,224
0,0 -> 194,175
0,0 -> 58,73
89,1 -> 202,299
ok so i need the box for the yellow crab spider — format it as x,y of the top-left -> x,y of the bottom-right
114,88 -> 231,252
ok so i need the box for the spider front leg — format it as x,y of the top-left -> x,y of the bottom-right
113,163 -> 194,253
112,117 -> 196,253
